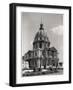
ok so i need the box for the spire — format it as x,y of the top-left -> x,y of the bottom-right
41,16 -> 42,24
39,16 -> 44,30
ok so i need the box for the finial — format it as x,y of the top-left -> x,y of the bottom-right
39,16 -> 44,30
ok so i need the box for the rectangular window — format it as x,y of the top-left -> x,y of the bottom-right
35,52 -> 37,56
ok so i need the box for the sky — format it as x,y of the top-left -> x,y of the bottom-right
21,12 -> 63,62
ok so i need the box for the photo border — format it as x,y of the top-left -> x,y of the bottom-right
9,3 -> 71,87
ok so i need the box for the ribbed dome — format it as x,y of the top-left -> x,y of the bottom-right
33,24 -> 49,43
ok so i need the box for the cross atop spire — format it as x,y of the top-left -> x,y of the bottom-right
41,16 -> 42,24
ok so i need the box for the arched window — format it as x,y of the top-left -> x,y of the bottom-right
40,37 -> 42,40
39,43 -> 42,48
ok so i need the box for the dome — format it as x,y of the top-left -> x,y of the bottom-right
33,24 -> 50,43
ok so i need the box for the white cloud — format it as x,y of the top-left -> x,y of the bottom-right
30,40 -> 33,45
51,25 -> 63,35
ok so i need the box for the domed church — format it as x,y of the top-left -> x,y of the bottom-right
22,23 -> 59,71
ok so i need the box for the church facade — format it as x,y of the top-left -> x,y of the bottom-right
22,23 -> 59,71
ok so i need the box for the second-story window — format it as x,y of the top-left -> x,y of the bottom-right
39,43 -> 42,48
35,52 -> 37,56
29,53 -> 31,57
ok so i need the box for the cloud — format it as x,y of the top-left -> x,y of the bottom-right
51,25 -> 63,35
30,40 -> 33,45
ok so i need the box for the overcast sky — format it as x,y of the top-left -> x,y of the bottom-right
21,12 -> 63,62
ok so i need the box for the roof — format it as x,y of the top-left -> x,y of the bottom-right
48,47 -> 57,52
27,50 -> 33,54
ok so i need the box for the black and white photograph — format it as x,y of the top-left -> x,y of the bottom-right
21,13 -> 63,77
10,3 -> 71,87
